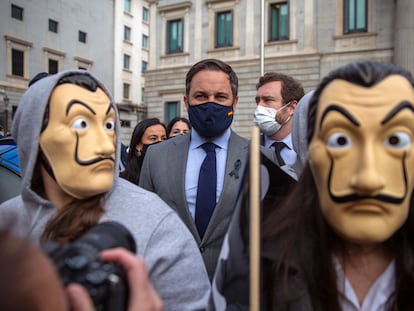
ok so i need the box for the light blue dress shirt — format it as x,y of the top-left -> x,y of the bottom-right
264,133 -> 297,166
185,128 -> 231,219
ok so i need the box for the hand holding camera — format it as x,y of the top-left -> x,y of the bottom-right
67,248 -> 164,311
44,221 -> 163,311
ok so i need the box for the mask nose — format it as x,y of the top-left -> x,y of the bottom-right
349,146 -> 385,196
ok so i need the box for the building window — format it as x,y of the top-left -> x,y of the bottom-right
344,0 -> 367,34
215,10 -> 233,48
269,2 -> 289,41
120,119 -> 131,127
123,54 -> 130,70
142,61 -> 148,73
48,59 -> 59,74
124,26 -> 131,41
165,101 -> 179,124
167,19 -> 183,54
123,83 -> 130,99
78,31 -> 87,43
124,0 -> 131,13
143,7 -> 149,23
12,49 -> 24,77
43,48 -> 64,74
48,19 -> 58,33
11,4 -> 23,21
141,87 -> 145,103
142,34 -> 148,49
74,56 -> 92,70
6,36 -> 32,78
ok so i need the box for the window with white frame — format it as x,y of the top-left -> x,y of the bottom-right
166,19 -> 183,54
143,7 -> 149,23
123,54 -> 131,70
43,48 -> 65,74
215,10 -> 233,48
124,26 -> 131,41
142,34 -> 148,49
124,0 -> 131,13
142,60 -> 148,73
74,56 -> 92,70
269,2 -> 289,41
5,36 -> 32,79
343,0 -> 367,34
123,83 -> 130,99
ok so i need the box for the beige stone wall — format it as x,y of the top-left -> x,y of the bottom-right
144,0 -> 413,139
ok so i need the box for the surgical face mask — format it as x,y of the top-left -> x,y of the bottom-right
253,103 -> 292,136
188,101 -> 234,139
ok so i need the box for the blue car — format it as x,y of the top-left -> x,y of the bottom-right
0,136 -> 22,203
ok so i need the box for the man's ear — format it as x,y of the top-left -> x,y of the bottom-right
289,100 -> 298,113
232,95 -> 239,111
184,96 -> 189,111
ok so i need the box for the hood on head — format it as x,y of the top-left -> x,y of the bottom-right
12,70 -> 121,199
291,90 -> 314,174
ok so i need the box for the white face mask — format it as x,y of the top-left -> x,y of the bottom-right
0,131 -> 4,137
253,103 -> 292,136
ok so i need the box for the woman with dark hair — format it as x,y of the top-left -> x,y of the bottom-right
166,117 -> 191,138
262,61 -> 414,310
120,118 -> 167,185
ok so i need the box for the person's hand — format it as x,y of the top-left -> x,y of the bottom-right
66,248 -> 164,311
66,283 -> 95,311
101,248 -> 164,311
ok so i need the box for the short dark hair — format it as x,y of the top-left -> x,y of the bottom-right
185,58 -> 238,99
256,72 -> 304,105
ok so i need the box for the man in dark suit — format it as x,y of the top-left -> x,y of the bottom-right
253,72 -> 304,168
140,59 -> 251,280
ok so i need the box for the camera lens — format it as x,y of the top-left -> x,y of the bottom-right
77,221 -> 136,254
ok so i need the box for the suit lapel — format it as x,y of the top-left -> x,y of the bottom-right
203,131 -> 249,240
170,135 -> 202,241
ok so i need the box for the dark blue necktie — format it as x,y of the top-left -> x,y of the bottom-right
195,143 -> 217,239
273,141 -> 287,166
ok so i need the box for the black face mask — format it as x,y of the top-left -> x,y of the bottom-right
188,102 -> 234,139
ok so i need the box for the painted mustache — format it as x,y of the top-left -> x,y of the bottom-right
74,133 -> 115,166
327,153 -> 408,205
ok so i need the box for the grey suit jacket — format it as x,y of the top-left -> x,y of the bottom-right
139,130 -> 249,280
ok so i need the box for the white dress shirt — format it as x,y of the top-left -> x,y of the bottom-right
334,256 -> 396,311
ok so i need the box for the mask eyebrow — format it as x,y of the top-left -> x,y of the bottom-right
319,104 -> 360,130
106,103 -> 116,115
381,100 -> 414,125
66,100 -> 96,116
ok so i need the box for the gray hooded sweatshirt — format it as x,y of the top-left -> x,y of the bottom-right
0,70 -> 210,310
291,90 -> 314,175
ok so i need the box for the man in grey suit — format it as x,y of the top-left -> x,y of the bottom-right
139,58 -> 249,280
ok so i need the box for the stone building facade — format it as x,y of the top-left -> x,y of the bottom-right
144,0 -> 414,138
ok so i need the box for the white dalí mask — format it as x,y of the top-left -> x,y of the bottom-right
253,103 -> 292,136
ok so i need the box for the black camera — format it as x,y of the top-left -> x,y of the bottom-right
44,221 -> 136,311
